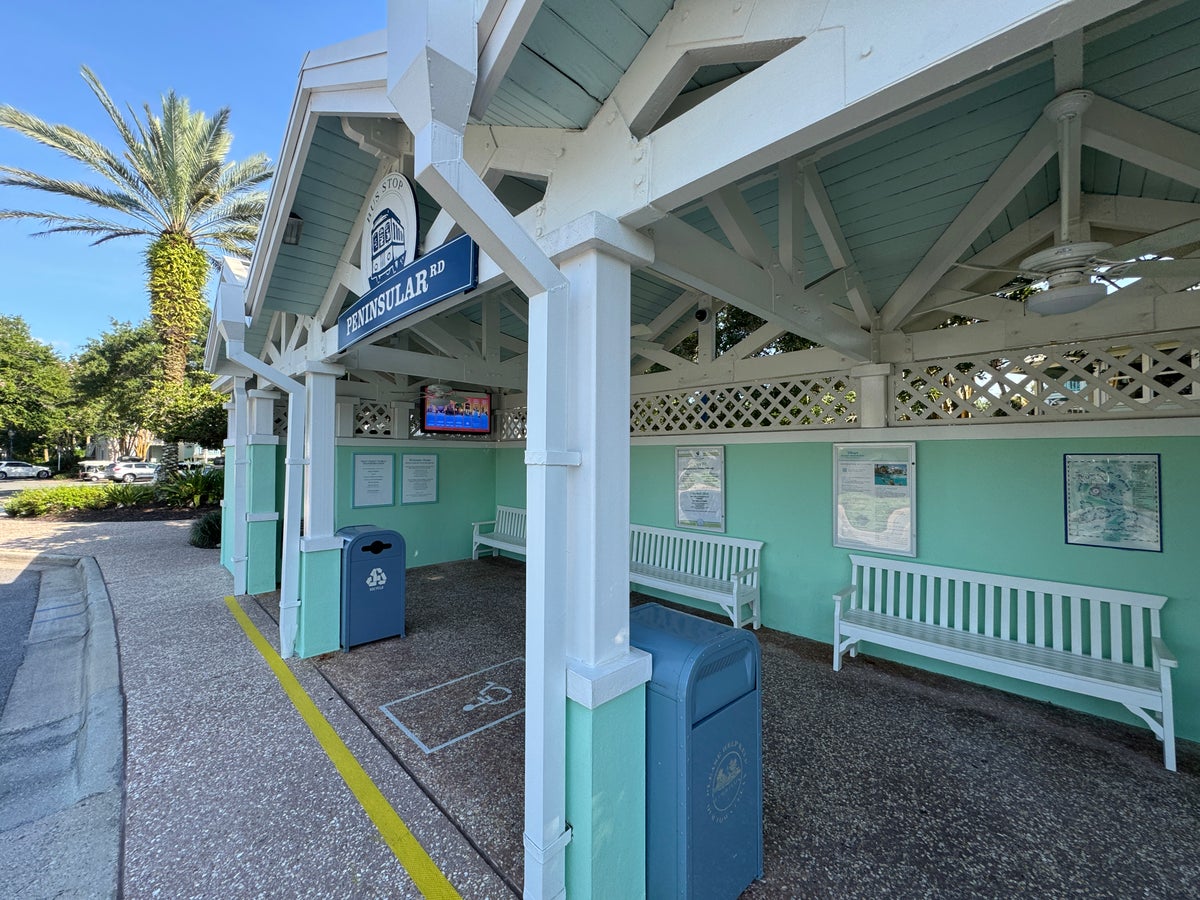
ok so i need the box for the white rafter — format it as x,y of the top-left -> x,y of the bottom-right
880,117 -> 1057,332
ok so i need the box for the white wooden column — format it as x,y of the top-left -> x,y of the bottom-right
544,214 -> 655,703
302,362 -> 345,547
851,362 -> 893,429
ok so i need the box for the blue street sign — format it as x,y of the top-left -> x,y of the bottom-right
338,234 -> 477,351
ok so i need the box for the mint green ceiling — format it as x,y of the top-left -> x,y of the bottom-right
250,2 -> 1200,358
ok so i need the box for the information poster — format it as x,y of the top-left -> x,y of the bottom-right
353,453 -> 394,508
402,453 -> 439,505
1064,453 -> 1161,552
676,446 -> 725,532
833,443 -> 916,556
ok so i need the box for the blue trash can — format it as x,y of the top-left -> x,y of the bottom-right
630,603 -> 763,899
338,525 -> 406,649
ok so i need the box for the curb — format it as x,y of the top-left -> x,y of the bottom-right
0,550 -> 123,898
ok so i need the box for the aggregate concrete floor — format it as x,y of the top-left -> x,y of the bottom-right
272,555 -> 1200,898
2,516 -> 1198,898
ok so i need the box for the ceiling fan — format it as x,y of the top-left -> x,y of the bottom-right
953,219 -> 1200,315
949,90 -> 1200,315
421,382 -> 467,402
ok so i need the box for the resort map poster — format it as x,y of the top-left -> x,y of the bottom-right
676,446 -> 725,532
834,443 -> 916,556
1064,454 -> 1161,552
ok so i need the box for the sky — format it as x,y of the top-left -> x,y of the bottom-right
0,1 -> 384,357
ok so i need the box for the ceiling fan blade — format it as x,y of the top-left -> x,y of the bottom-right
1119,257 -> 1200,279
951,260 -> 1034,276
1095,219 -> 1200,262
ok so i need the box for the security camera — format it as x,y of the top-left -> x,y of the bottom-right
694,308 -> 710,323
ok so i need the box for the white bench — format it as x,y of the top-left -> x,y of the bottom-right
630,524 -> 764,629
472,506 -> 527,559
833,554 -> 1178,770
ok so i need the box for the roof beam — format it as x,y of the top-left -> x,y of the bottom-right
880,117 -> 1057,331
803,165 -> 873,327
341,343 -> 526,389
642,0 -> 1139,219
650,215 -> 870,359
472,0 -> 544,120
1083,95 -> 1200,191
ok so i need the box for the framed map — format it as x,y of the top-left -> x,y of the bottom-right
1064,454 -> 1161,552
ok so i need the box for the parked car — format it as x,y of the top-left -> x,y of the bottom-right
0,460 -> 52,479
104,461 -> 158,483
78,460 -> 110,481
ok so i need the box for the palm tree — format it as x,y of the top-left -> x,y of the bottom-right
0,66 -> 272,383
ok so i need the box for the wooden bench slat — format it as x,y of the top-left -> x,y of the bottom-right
630,524 -> 764,629
833,554 -> 1176,771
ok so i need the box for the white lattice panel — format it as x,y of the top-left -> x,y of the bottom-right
631,376 -> 859,434
273,404 -> 287,438
355,402 -> 392,436
495,407 -> 528,441
893,332 -> 1200,424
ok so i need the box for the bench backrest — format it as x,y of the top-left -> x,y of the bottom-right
631,524 -> 763,585
495,506 -> 527,539
847,554 -> 1167,670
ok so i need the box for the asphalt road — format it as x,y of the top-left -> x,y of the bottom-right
0,564 -> 38,713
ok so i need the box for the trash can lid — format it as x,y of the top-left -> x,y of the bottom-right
630,603 -> 758,702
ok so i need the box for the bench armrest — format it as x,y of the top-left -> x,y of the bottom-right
472,519 -> 497,531
729,565 -> 759,582
833,584 -> 856,614
1153,636 -> 1178,669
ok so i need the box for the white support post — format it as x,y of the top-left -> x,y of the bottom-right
556,238 -> 644,672
335,398 -> 357,439
302,363 -> 345,546
851,363 -> 894,428
229,377 -> 250,595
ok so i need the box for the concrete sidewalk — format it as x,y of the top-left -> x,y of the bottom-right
0,517 -> 509,899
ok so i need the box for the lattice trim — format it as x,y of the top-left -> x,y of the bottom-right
631,376 -> 859,434
355,402 -> 392,436
893,332 -> 1200,424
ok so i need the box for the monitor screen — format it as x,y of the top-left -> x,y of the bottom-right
423,393 -> 491,434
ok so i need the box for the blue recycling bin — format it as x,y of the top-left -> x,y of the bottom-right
630,603 -> 763,900
338,525 -> 406,649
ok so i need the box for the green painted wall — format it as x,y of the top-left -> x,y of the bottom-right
630,436 -> 1200,742
296,547 -> 341,657
335,446 -> 498,567
565,687 -> 647,900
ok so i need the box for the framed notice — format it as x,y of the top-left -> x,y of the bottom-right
401,453 -> 439,505
676,446 -> 725,532
1064,453 -> 1161,552
353,453 -> 394,508
833,443 -> 916,556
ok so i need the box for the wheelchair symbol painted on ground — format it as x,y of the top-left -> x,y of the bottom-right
463,680 -> 512,712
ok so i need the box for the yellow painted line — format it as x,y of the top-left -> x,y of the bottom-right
224,596 -> 462,900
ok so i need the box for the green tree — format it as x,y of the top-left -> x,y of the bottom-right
72,319 -> 160,458
0,66 -> 272,383
0,315 -> 71,461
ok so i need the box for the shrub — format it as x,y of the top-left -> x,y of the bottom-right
189,509 -> 222,548
4,485 -> 112,517
155,468 -> 223,508
104,483 -> 157,508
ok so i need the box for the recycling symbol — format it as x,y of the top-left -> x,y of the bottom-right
366,567 -> 387,589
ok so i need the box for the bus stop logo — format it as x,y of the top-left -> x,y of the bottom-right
362,171 -> 418,291
707,740 -> 747,822
366,567 -> 387,590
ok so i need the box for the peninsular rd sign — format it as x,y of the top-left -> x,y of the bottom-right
337,172 -> 477,351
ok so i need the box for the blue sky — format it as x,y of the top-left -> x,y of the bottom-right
0,2 -> 383,357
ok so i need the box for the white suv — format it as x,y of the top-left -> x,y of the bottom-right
104,461 -> 158,483
0,460 -> 52,479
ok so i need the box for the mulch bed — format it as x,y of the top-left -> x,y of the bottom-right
7,506 -> 211,523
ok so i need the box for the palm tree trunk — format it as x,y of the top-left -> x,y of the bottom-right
147,234 -> 209,384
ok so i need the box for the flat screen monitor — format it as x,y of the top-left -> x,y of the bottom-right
423,393 -> 491,434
